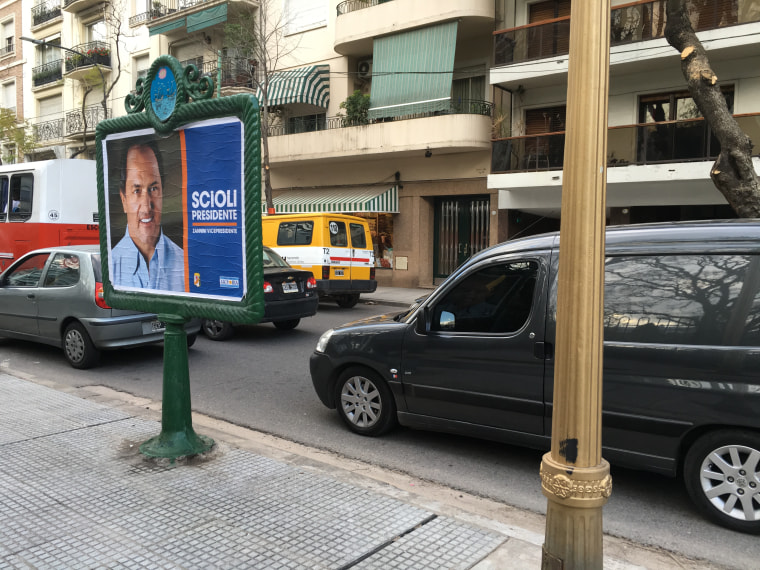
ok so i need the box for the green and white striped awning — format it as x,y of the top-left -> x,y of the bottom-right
256,65 -> 330,108
263,186 -> 399,214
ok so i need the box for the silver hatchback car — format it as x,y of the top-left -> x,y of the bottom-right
0,245 -> 200,368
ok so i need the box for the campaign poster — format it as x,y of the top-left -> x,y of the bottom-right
103,118 -> 246,300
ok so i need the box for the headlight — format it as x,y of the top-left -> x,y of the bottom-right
315,328 -> 335,353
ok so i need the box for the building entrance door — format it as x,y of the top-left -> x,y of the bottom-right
434,196 -> 490,278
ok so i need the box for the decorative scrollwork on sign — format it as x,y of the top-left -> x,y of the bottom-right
125,77 -> 146,114
183,64 -> 214,102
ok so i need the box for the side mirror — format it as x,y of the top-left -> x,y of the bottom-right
439,310 -> 455,330
415,305 -> 430,334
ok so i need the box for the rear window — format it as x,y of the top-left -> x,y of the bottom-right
350,223 -> 367,248
263,248 -> 290,268
329,221 -> 348,247
277,221 -> 313,245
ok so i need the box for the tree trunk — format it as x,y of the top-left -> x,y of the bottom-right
261,100 -> 275,213
664,0 -> 760,217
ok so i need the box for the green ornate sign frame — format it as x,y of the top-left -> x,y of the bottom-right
96,54 -> 264,324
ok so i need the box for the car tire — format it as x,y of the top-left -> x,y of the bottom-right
336,294 -> 360,308
186,333 -> 197,348
201,319 -> 234,341
63,322 -> 100,369
684,429 -> 760,534
273,319 -> 300,330
335,366 -> 397,436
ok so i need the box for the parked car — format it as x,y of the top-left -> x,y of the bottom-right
310,220 -> 760,534
201,246 -> 319,340
0,245 -> 200,369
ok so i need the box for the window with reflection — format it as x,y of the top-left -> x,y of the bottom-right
43,253 -> 80,287
432,260 -> 538,333
277,221 -> 313,245
329,221 -> 347,247
4,253 -> 49,287
604,254 -> 760,346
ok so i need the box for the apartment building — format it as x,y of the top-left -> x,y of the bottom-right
14,0 -> 760,287
0,0 -> 22,162
490,0 -> 760,238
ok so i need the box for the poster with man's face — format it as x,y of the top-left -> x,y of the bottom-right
103,118 -> 246,300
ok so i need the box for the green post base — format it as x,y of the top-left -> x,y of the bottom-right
139,315 -> 214,459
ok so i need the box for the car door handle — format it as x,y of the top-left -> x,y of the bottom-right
534,341 -> 553,360
26,293 -> 36,300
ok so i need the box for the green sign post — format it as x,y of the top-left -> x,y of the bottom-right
95,55 -> 264,458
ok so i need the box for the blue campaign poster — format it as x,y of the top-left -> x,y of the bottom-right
183,118 -> 246,300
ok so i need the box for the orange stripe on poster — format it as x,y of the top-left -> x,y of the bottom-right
193,222 -> 238,227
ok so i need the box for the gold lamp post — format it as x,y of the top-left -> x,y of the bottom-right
540,1 -> 612,568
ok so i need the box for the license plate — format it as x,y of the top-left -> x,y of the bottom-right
282,282 -> 298,293
335,269 -> 344,277
151,320 -> 166,332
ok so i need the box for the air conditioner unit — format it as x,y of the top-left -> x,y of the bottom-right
357,60 -> 372,79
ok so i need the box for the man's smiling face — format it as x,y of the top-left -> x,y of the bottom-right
120,145 -> 163,261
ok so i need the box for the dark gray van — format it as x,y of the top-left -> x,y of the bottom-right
310,220 -> 760,534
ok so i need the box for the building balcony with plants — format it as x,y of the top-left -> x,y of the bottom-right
32,60 -> 63,88
63,42 -> 111,80
31,0 -> 62,28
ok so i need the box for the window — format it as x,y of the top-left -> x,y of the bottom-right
349,223 -> 366,249
452,65 -> 486,104
277,221 -> 313,245
37,37 -> 60,65
86,19 -> 107,43
329,221 -> 348,247
287,113 -> 326,134
637,87 -> 734,162
4,253 -> 49,287
43,254 -> 81,287
1,20 -> 14,57
1,81 -> 15,115
284,0 -> 327,35
134,54 -> 150,83
39,95 -> 63,120
604,255 -> 760,346
432,261 -> 539,333
8,173 -> 33,221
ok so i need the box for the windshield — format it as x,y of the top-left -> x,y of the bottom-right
263,248 -> 290,268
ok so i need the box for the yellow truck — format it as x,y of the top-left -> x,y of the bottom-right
262,213 -> 377,308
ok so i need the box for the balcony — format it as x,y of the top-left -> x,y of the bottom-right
200,58 -> 259,90
335,0 -> 493,56
147,0 -> 258,38
31,0 -> 62,28
491,114 -> 760,174
65,104 -> 110,139
32,60 -> 63,88
33,116 -> 65,143
267,98 -> 492,164
63,42 -> 111,80
63,0 -> 102,13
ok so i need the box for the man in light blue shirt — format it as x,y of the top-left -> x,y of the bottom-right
111,140 -> 185,292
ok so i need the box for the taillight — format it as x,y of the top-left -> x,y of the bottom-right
306,276 -> 317,289
322,266 -> 330,280
95,282 -> 111,309
370,266 -> 375,280
263,281 -> 273,293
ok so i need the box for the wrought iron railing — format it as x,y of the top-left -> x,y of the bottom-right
199,58 -> 260,88
490,113 -> 760,173
0,39 -> 14,58
32,0 -> 62,26
64,41 -> 111,73
337,0 -> 393,16
65,104 -> 109,137
32,60 -> 63,87
494,0 -> 760,67
33,117 -> 65,142
266,98 -> 493,137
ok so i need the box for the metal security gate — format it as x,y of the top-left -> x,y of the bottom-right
434,196 -> 490,278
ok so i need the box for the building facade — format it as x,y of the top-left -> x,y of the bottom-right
14,0 -> 760,287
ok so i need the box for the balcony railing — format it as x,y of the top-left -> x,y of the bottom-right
32,0 -> 62,26
147,0 -> 214,19
495,0 -> 760,67
336,0 -> 393,17
65,104 -> 109,137
199,59 -> 260,88
32,60 -> 63,87
491,114 -> 760,173
64,41 -> 111,73
266,98 -> 493,137
33,117 -> 65,142
0,39 -> 14,58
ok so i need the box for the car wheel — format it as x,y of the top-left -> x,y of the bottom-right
273,319 -> 300,330
63,322 -> 100,369
336,294 -> 360,308
684,430 -> 760,534
186,333 -> 197,348
201,319 -> 234,341
335,366 -> 396,436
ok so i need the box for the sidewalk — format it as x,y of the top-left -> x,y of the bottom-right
0,372 -> 724,569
